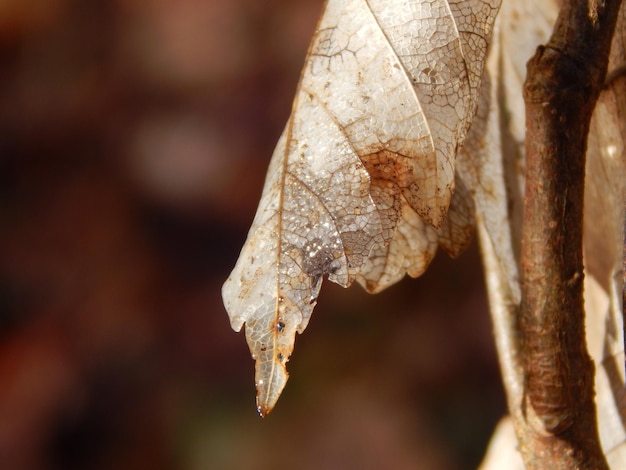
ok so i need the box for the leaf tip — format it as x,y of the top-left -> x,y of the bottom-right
256,403 -> 272,418
254,364 -> 289,418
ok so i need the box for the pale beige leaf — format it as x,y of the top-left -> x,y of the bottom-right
306,0 -> 498,228
223,0 -> 501,415
223,101 -> 387,416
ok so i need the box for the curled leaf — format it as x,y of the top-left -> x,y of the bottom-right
223,0 -> 500,415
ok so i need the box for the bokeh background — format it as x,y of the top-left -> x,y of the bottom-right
0,1 -> 506,469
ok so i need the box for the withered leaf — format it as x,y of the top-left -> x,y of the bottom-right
223,0 -> 500,416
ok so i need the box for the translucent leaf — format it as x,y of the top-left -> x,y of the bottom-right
223,0 -> 500,415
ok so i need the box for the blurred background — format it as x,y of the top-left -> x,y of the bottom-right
0,0 -> 506,469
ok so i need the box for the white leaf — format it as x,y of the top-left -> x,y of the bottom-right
223,0 -> 500,415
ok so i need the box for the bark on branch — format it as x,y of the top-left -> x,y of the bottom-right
519,0 -> 622,467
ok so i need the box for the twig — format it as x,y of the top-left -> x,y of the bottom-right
519,0 -> 623,467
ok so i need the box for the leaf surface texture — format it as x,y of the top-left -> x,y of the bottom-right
223,0 -> 500,415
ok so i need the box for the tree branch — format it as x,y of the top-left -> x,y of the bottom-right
519,0 -> 622,467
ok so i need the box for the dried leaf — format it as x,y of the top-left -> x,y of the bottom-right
223,0 -> 500,415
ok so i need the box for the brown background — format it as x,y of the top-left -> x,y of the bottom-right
0,1 -> 505,468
